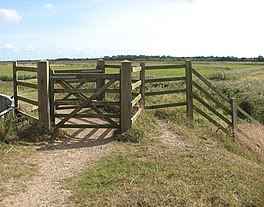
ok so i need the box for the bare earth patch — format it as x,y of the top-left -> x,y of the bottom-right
1,127 -> 117,207
238,122 -> 264,158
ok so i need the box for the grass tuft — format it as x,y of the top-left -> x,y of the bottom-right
115,128 -> 144,143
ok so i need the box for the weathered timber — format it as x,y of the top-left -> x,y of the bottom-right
50,73 -> 120,80
145,102 -> 187,110
37,61 -> 51,131
17,96 -> 38,106
131,94 -> 142,108
13,62 -> 18,115
96,60 -> 106,101
131,80 -> 142,91
53,69 -> 103,73
145,89 -> 186,96
145,64 -> 185,70
185,60 -> 194,124
54,88 -> 119,94
120,61 -> 132,132
193,81 -> 232,115
55,113 -> 120,119
192,69 -> 231,103
16,81 -> 38,89
193,106 -> 230,136
16,66 -> 38,73
56,77 -> 118,128
132,66 -> 142,73
231,98 -> 237,138
131,108 -> 143,124
193,93 -> 232,126
49,69 -> 55,126
145,77 -> 186,83
140,62 -> 146,109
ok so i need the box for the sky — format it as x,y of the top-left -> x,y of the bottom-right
0,0 -> 264,60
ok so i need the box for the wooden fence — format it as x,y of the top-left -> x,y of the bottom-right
13,59 -> 253,137
13,61 -> 50,132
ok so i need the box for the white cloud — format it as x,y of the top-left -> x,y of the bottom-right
0,44 -> 21,52
44,3 -> 54,11
0,8 -> 22,23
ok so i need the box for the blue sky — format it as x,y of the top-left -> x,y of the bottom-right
0,0 -> 264,60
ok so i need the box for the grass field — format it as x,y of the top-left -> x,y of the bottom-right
1,60 -> 264,77
1,60 -> 264,206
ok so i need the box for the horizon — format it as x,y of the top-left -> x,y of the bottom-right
1,0 -> 264,61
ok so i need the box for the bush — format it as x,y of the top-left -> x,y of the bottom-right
115,128 -> 144,143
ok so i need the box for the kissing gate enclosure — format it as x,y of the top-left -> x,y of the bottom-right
13,60 -> 242,137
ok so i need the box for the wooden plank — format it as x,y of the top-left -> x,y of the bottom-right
59,82 -> 86,103
145,77 -> 186,83
37,61 -> 51,131
193,106 -> 230,136
131,108 -> 143,124
192,69 -> 231,103
17,96 -> 38,106
105,64 -> 121,69
50,73 -> 120,80
60,79 -> 97,83
16,66 -> 38,73
56,80 -> 89,101
145,102 -> 187,110
16,81 -> 38,89
13,62 -> 18,115
145,89 -> 186,96
54,88 -> 119,94
140,62 -> 146,109
185,61 -> 193,124
56,77 -> 118,128
231,98 -> 237,138
60,124 -> 119,129
193,93 -> 232,126
193,81 -> 232,115
132,66 -> 142,73
55,100 -> 120,106
120,61 -> 132,132
49,69 -> 55,126
145,64 -> 185,70
131,80 -> 142,91
55,113 -> 120,119
131,94 -> 142,108
237,106 -> 258,123
53,69 -> 103,73
96,60 -> 106,101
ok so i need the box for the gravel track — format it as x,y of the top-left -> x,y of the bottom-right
1,127 -> 116,207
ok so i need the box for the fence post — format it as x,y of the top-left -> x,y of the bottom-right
185,60 -> 194,125
49,69 -> 55,128
96,59 -> 105,101
13,62 -> 18,115
140,62 -> 146,109
120,60 -> 132,132
37,61 -> 51,133
231,98 -> 237,138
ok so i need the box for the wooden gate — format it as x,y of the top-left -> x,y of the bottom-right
50,70 -> 120,129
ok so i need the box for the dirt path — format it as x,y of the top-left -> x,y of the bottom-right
1,127 -> 117,207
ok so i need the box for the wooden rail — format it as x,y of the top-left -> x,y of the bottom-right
12,60 -> 246,138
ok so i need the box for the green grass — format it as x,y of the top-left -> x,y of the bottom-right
0,142 -> 37,200
64,111 -> 264,206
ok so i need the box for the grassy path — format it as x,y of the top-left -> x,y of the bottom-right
0,128 -> 116,207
